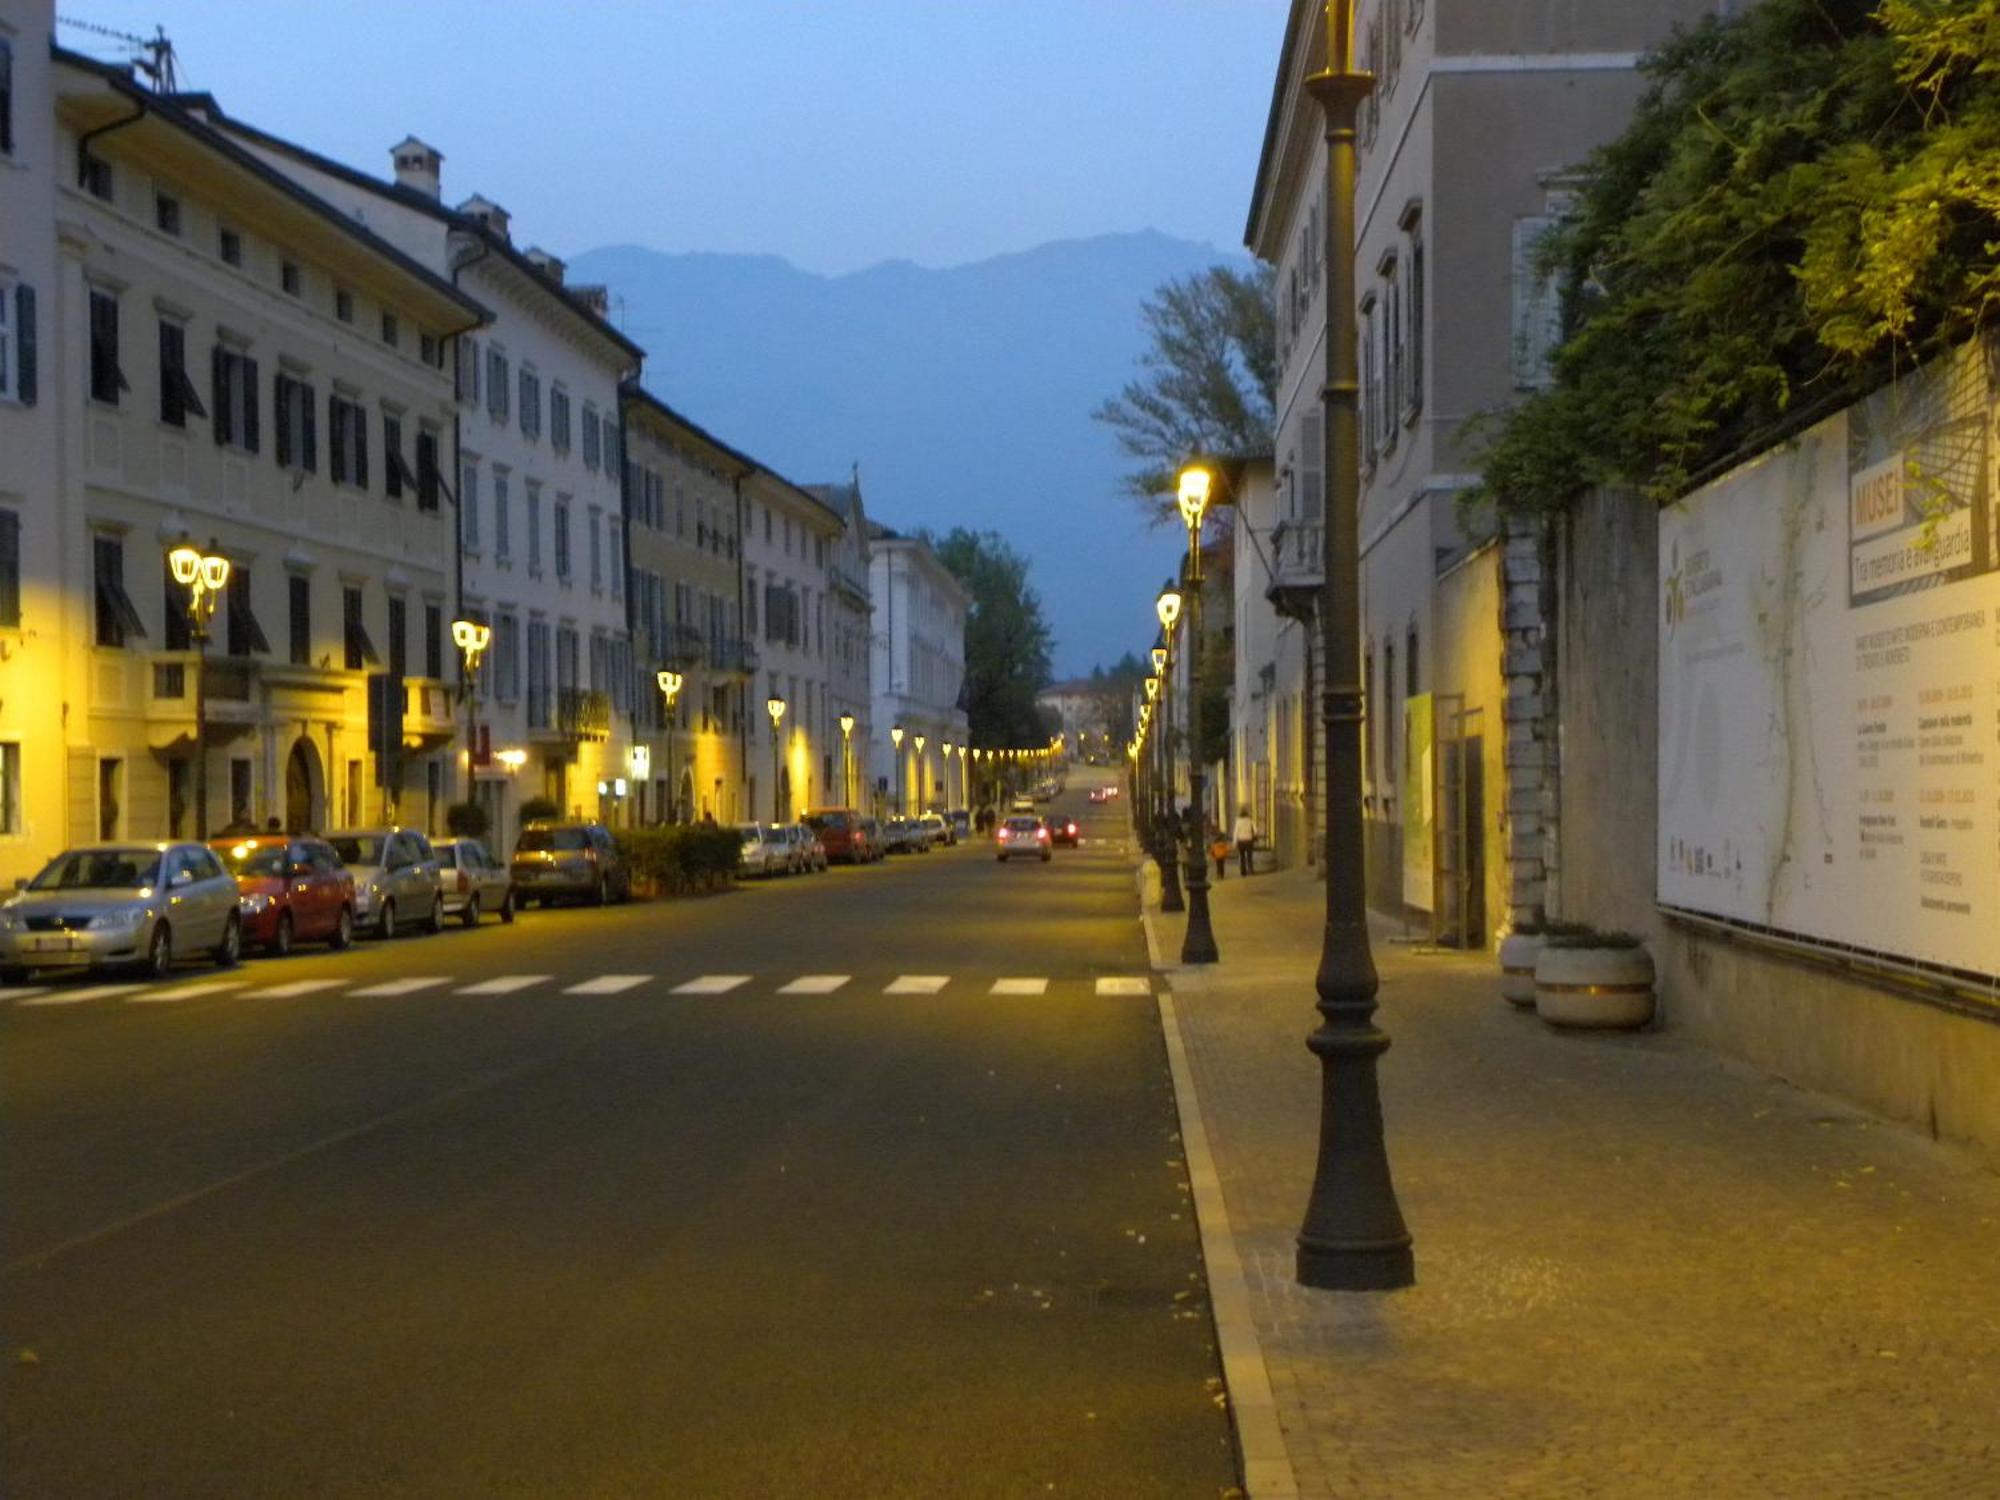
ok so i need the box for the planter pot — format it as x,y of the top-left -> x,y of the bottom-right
1533,943 -> 1656,1030
1498,932 -> 1545,1009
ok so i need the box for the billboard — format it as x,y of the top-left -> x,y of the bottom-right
1658,338 -> 2000,980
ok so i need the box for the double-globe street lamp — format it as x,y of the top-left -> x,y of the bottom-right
167,540 -> 231,839
1176,464 -> 1219,965
767,695 -> 787,822
913,733 -> 927,811
657,670 -> 684,823
1296,0 -> 1414,1292
839,711 -> 856,808
889,724 -> 905,814
1154,585 -> 1185,914
452,616 -> 492,816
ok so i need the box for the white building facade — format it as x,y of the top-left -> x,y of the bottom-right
867,527 -> 969,817
741,470 -> 844,823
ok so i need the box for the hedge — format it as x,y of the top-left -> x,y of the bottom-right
614,825 -> 743,896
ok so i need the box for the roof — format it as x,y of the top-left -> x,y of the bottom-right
620,382 -> 758,478
1243,0 -> 1317,253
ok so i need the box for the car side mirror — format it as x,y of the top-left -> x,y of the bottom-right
172,868 -> 194,888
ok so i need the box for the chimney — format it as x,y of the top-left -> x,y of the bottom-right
456,193 -> 511,244
569,284 -> 610,319
524,247 -> 566,284
389,136 -> 442,201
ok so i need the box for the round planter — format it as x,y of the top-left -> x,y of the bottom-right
1533,943 -> 1656,1030
1497,932 -> 1545,1009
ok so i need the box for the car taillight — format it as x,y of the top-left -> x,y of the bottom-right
1037,828 -> 1049,841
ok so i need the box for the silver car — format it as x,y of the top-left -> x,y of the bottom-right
737,823 -> 788,878
327,827 -> 445,939
434,837 -> 516,926
0,842 -> 243,982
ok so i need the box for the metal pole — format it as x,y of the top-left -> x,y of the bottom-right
1297,0 -> 1414,1292
193,619 -> 210,840
1157,664 -> 1184,914
1181,543 -> 1218,963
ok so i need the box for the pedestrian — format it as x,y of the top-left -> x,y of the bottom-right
1233,805 -> 1257,877
1209,816 -> 1230,882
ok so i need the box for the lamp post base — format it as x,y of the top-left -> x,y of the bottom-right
1157,840 -> 1185,913
1296,1235 -> 1415,1291
1180,859 -> 1218,963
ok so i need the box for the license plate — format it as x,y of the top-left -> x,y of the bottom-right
30,935 -> 75,952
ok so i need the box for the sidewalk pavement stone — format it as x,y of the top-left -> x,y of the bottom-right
1148,864 -> 2000,1498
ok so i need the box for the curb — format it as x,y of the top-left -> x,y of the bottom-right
1137,859 -> 1300,1500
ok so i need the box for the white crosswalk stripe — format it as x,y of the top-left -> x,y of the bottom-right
990,978 -> 1049,996
1095,977 -> 1152,996
253,979 -> 346,999
1,987 -> 51,1002
349,977 -> 448,997
19,983 -> 148,1006
885,975 -> 949,994
565,974 -> 652,995
457,974 -> 551,995
670,975 -> 750,995
129,980 -> 249,1003
778,975 -> 850,995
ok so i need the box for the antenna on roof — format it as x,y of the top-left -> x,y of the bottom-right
57,18 -> 180,92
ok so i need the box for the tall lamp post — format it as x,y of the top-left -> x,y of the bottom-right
913,733 -> 927,811
890,724 -> 905,815
1154,585 -> 1185,914
451,616 -> 492,815
767,695 -> 787,822
1177,464 -> 1219,964
1297,0 -> 1414,1292
839,711 -> 856,807
168,541 -> 231,839
657,670 -> 684,822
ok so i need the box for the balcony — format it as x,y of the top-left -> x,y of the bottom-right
659,623 -> 706,671
1266,520 -> 1324,624
707,635 -> 757,678
556,687 -> 612,742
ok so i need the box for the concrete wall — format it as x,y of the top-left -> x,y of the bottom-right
1431,541 -> 1506,946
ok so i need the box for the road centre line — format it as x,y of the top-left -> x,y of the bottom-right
1095,977 -> 1152,996
18,984 -> 148,1006
0,987 -> 51,1002
778,975 -> 850,994
253,979 -> 347,998
670,975 -> 750,995
128,980 -> 249,1003
990,978 -> 1050,996
885,975 -> 949,994
566,975 -> 653,995
349,977 -> 450,997
457,975 -> 552,995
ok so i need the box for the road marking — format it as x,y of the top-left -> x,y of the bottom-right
128,980 -> 248,1003
885,975 -> 949,994
349,977 -> 449,997
990,978 -> 1049,996
18,984 -> 149,1006
253,979 -> 346,999
457,974 -> 551,995
1095,976 -> 1153,996
566,974 -> 652,995
0,988 -> 51,1003
670,974 -> 750,995
778,974 -> 850,995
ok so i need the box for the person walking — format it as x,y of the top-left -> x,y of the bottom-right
1208,816 -> 1230,882
1233,805 -> 1258,877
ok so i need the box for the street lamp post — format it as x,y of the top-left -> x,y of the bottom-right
889,724 -> 905,815
452,616 -> 492,818
168,541 -> 231,839
767,696 -> 787,822
1155,587 -> 1185,914
913,733 -> 927,811
657,670 -> 684,822
839,712 -> 855,807
1177,465 -> 1219,964
1297,0 -> 1414,1292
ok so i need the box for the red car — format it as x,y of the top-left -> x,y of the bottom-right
804,808 -> 877,864
1048,815 -> 1081,847
212,835 -> 356,956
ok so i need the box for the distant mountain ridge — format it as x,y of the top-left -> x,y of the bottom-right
566,231 -> 1252,677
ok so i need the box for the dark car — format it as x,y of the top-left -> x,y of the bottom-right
995,814 -> 1052,863
805,808 -> 875,864
213,834 -> 356,955
1047,814 -> 1081,847
510,822 -> 630,907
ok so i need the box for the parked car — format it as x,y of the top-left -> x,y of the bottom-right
510,822 -> 629,907
789,822 -> 828,873
1047,814 -> 1081,848
995,815 -> 1052,863
1010,796 -> 1036,814
737,823 -> 789,878
919,812 -> 953,848
881,816 -> 923,854
855,817 -> 886,862
805,808 -> 875,865
947,810 -> 971,841
1087,788 -> 1110,804
0,842 -> 243,982
328,827 -> 445,938
213,834 -> 355,955
434,837 -> 516,926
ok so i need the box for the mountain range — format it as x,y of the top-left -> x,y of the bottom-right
566,231 -> 1252,678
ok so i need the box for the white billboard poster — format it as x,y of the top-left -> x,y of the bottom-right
1658,338 -> 2000,981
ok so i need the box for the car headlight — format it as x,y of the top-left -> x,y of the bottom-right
0,909 -> 21,932
239,893 -> 274,915
88,904 -> 150,930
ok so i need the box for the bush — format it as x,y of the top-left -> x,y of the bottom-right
517,795 -> 560,824
444,800 -> 490,838
614,824 -> 743,896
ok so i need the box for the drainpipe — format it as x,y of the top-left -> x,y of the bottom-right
76,94 -> 148,183
447,235 -> 491,819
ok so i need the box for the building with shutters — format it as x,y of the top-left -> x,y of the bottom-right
1245,0 -> 1715,939
867,526 -> 969,818
0,38 -> 483,884
804,477 -> 875,813
206,119 -> 644,854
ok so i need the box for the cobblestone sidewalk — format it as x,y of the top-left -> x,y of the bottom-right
1144,863 -> 2000,1498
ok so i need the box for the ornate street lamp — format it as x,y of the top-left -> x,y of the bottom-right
767,695 -> 787,822
657,669 -> 684,823
890,724 -> 905,815
1176,463 -> 1219,964
1296,0 -> 1414,1292
452,615 -> 492,807
913,733 -> 928,811
839,711 -> 856,807
1153,585 -> 1185,914
168,540 -> 231,838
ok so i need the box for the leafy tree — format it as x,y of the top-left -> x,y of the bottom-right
925,528 -> 1054,747
1094,264 -> 1277,520
1476,0 -> 2000,516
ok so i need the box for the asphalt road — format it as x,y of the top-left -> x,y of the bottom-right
0,773 -> 1236,1499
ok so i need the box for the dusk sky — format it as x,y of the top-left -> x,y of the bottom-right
60,2 -> 1288,275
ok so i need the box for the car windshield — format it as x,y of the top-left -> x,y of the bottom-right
517,828 -> 587,852
806,813 -> 848,830
434,847 -> 460,869
739,825 -> 766,842
1004,818 -> 1041,833
30,849 -> 165,890
218,843 -> 287,878
329,835 -> 386,866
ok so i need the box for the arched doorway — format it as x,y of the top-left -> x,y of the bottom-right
285,737 -> 325,833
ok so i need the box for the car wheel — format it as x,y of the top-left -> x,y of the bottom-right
143,922 -> 172,979
330,906 -> 354,950
376,898 -> 397,939
461,894 -> 481,929
997,853 -> 1007,863
215,915 -> 242,968
270,910 -> 295,958
426,896 -> 445,934
499,890 -> 516,924
0,966 -> 28,987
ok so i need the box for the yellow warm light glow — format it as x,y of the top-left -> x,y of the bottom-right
168,545 -> 202,585
891,725 -> 904,748
452,618 -> 491,653
496,748 -> 528,771
839,712 -> 855,737
657,669 -> 683,703
767,696 -> 787,725
1156,588 -> 1182,632
1177,464 -> 1213,531
1152,646 -> 1167,674
200,555 -> 232,593
1145,677 -> 1159,701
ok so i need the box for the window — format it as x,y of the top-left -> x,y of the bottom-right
273,373 -> 317,471
343,586 -> 378,670
493,473 -> 511,560
1363,646 -> 1376,784
93,534 -> 145,648
494,612 -> 520,702
0,280 -> 32,404
229,760 -> 251,826
289,573 -> 311,665
526,484 -> 543,573
460,460 -> 481,549
1359,296 -> 1378,471
387,595 -> 407,678
1403,207 -> 1426,420
607,519 -> 622,600
456,336 -> 479,404
420,333 -> 440,368
211,346 -> 258,452
415,426 -> 440,511
226,565 -> 270,656
519,369 -> 541,441
380,312 -> 399,348
329,395 -> 368,487
156,321 -> 206,427
550,386 -> 570,453
155,193 -> 181,236
218,227 -> 242,266
0,743 -> 20,836
486,348 -> 509,422
424,603 -> 442,679
526,620 -> 551,728
79,149 -> 112,201
1382,636 -> 1396,787
281,261 -> 301,297
1406,623 -> 1419,697
384,413 -> 415,498
88,289 -> 127,404
588,507 -> 602,591
163,559 -> 191,651
336,289 -> 354,323
581,406 -> 600,469
99,758 -> 123,840
0,38 -> 12,157
553,497 -> 571,579
0,508 -> 18,627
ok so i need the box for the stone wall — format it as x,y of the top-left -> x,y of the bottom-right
1499,514 -> 1560,930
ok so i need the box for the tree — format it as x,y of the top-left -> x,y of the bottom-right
1094,264 -> 1277,521
925,528 -> 1055,747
